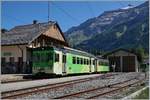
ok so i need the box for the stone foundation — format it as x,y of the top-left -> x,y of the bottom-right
1,62 -> 32,74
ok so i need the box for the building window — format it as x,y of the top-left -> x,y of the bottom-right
2,57 -> 6,66
18,57 -> 23,62
10,57 -> 14,64
73,57 -> 76,64
18,57 -> 23,66
77,57 -> 80,64
55,53 -> 59,62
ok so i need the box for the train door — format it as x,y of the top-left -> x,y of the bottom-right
96,59 -> 98,72
89,58 -> 92,72
62,53 -> 66,75
94,59 -> 97,72
91,58 -> 95,73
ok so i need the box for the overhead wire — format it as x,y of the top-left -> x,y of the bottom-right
48,1 -> 50,22
4,2 -> 65,44
87,1 -> 95,17
3,1 -> 83,45
118,1 -> 125,8
51,2 -> 80,24
86,1 -> 95,54
4,14 -> 27,24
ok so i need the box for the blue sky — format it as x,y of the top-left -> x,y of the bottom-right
1,1 -> 146,32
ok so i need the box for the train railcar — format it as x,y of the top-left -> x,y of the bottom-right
97,59 -> 109,72
32,46 -> 109,75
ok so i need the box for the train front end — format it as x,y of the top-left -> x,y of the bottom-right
32,47 -> 54,75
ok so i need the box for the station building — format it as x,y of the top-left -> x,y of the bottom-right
103,49 -> 139,72
1,21 -> 68,74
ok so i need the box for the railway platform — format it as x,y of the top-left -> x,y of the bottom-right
1,74 -> 102,93
1,74 -> 31,83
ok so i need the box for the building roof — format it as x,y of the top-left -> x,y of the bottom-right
1,21 -> 67,46
103,48 -> 138,57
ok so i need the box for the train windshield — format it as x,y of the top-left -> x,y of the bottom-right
32,52 -> 53,62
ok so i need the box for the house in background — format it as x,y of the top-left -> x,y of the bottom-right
103,49 -> 140,72
1,21 -> 68,74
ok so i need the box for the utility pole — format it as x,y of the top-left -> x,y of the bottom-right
48,1 -> 50,22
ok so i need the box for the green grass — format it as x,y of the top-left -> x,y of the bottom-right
134,87 -> 149,99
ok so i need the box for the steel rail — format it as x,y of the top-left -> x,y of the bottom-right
87,79 -> 145,99
2,79 -> 32,84
53,77 -> 143,99
2,73 -> 116,99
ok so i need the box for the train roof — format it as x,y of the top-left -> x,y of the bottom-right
32,46 -> 95,58
31,46 -> 102,59
97,58 -> 109,62
54,46 -> 96,58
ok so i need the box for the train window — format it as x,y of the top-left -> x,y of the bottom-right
103,62 -> 105,66
77,57 -> 80,64
41,53 -> 46,62
86,59 -> 89,65
104,62 -> 106,65
81,58 -> 83,64
105,62 -> 109,66
103,62 -> 106,66
93,60 -> 95,65
33,53 -> 39,62
99,61 -> 101,65
88,59 -> 90,65
84,59 -> 86,65
72,57 -> 76,64
106,62 -> 109,66
101,62 -> 103,65
63,55 -> 66,63
90,59 -> 91,65
46,53 -> 49,61
48,53 -> 53,61
55,53 -> 59,62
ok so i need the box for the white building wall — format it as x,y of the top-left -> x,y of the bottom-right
1,45 -> 27,62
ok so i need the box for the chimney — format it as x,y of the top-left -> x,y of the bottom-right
1,28 -> 8,33
33,20 -> 37,24
128,4 -> 133,7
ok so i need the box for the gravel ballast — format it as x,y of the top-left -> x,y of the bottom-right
17,72 -> 145,99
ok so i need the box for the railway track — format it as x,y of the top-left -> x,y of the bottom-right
1,79 -> 32,84
53,77 -> 145,99
2,73 -> 117,99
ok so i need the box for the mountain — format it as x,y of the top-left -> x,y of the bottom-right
65,1 -> 149,53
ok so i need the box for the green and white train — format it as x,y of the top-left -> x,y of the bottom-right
32,46 -> 109,75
